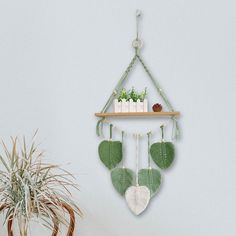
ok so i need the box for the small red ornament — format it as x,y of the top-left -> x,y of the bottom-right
152,103 -> 162,112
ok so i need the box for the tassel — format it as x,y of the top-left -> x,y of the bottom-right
172,117 -> 180,141
96,118 -> 105,137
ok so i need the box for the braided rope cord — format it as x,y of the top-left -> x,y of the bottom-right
136,54 -> 174,111
147,132 -> 151,167
136,54 -> 180,140
96,55 -> 138,136
101,55 -> 137,114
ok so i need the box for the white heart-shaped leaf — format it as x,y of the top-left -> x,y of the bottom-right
125,185 -> 150,215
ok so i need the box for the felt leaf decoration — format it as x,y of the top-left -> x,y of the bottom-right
138,168 -> 161,197
111,167 -> 134,195
98,140 -> 122,170
125,185 -> 150,215
150,141 -> 175,169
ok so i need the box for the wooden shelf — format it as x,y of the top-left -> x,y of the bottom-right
95,111 -> 180,117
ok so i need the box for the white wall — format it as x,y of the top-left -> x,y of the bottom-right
0,0 -> 235,235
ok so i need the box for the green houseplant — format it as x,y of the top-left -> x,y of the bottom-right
117,88 -> 129,102
129,87 -> 147,102
117,87 -> 147,102
114,87 -> 148,112
0,134 -> 82,236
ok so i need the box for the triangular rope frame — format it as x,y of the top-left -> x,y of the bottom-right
96,12 -> 180,140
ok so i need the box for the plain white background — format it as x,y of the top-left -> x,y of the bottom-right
0,0 -> 235,235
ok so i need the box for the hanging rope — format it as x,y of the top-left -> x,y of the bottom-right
96,55 -> 137,136
160,124 -> 164,141
101,55 -> 137,114
135,134 -> 140,186
121,131 -> 125,168
109,124 -> 113,140
136,54 -> 180,140
136,10 -> 141,40
147,132 -> 151,168
136,55 -> 173,111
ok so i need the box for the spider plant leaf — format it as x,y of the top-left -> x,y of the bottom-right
138,168 -> 161,197
111,167 -> 134,195
150,141 -> 175,169
1,140 -> 11,160
0,155 -> 10,172
98,140 -> 122,170
11,137 -> 17,169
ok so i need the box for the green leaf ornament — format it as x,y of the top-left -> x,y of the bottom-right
98,124 -> 123,170
111,167 -> 134,195
138,168 -> 161,197
150,125 -> 175,169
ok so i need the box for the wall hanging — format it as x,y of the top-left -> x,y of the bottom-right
95,10 -> 181,215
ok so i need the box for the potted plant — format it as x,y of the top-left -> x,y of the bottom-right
114,87 -> 148,112
117,88 -> 129,112
0,134 -> 82,236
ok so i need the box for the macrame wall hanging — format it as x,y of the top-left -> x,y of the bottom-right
95,10 -> 181,215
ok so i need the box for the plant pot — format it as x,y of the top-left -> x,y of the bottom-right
121,99 -> 129,112
114,99 -> 121,112
143,99 -> 148,112
136,99 -> 144,112
128,99 -> 136,112
6,203 -> 75,236
114,99 -> 148,112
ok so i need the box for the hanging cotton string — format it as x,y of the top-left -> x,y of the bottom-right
137,55 -> 173,112
109,124 -> 113,140
136,54 -> 180,140
160,124 -> 165,142
147,132 -> 151,168
136,10 -> 141,39
101,118 -> 172,138
135,134 -> 140,186
96,56 -> 138,136
121,131 -> 125,168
